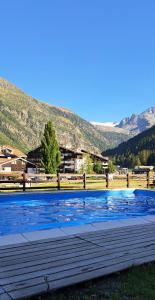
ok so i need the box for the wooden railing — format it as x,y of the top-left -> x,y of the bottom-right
0,171 -> 155,192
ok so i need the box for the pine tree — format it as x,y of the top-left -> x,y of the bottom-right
93,161 -> 103,174
80,154 -> 94,174
41,121 -> 61,174
108,160 -> 116,173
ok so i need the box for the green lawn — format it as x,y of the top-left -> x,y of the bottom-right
0,175 -> 152,192
27,263 -> 155,300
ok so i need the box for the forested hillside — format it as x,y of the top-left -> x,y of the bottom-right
103,125 -> 155,168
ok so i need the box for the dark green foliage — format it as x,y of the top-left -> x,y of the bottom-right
108,160 -> 116,173
93,161 -> 103,173
104,125 -> 155,168
41,121 -> 61,174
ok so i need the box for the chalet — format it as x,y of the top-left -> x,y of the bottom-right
0,145 -> 26,159
27,146 -> 84,173
60,147 -> 84,173
27,146 -> 109,173
0,145 -> 37,174
0,157 -> 37,173
133,166 -> 154,174
81,150 -> 109,170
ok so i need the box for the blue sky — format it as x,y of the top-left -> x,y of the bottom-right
0,0 -> 155,122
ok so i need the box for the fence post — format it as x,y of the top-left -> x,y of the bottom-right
22,172 -> 26,192
83,173 -> 86,189
57,172 -> 61,190
106,173 -> 109,188
127,173 -> 130,188
147,171 -> 150,189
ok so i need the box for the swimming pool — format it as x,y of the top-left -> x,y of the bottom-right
0,189 -> 155,235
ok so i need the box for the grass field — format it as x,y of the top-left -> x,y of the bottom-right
0,178 -> 152,192
21,177 -> 152,190
27,262 -> 155,300
0,172 -> 154,192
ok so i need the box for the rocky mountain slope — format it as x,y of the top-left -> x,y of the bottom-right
0,77 -> 125,153
117,107 -> 155,134
92,107 -> 155,136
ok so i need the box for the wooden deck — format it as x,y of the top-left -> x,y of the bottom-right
1,223 -> 155,299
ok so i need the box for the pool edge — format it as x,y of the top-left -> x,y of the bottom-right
0,214 -> 155,247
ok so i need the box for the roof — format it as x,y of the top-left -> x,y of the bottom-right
81,149 -> 109,161
0,145 -> 26,158
135,166 -> 154,170
0,157 -> 37,167
60,146 -> 82,155
27,145 -> 108,160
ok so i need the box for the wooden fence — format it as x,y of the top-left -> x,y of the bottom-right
0,171 -> 154,192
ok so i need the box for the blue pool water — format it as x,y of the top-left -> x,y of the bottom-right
0,189 -> 155,235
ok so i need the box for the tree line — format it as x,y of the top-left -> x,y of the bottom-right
104,124 -> 155,168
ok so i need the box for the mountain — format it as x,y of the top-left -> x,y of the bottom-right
91,122 -> 119,128
117,107 -> 155,134
91,121 -> 129,134
90,121 -> 132,148
92,107 -> 155,136
103,124 -> 155,168
2,77 -> 154,155
0,77 -> 125,154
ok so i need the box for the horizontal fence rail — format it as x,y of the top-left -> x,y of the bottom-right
0,171 -> 155,192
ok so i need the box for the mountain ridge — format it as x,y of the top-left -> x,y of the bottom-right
1,77 -> 154,155
0,77 -> 124,153
91,106 -> 155,136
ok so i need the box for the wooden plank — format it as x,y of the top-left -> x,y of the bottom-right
0,250 -> 103,275
7,283 -> 48,300
0,287 -> 11,300
2,235 -> 153,271
80,228 -> 155,244
80,223 -> 155,238
0,244 -> 98,269
0,237 -> 87,258
1,223 -> 155,299
1,234 -> 155,275
99,235 -> 155,249
4,247 -> 155,297
81,231 -> 155,246
1,240 -> 155,281
7,261 -> 131,299
0,287 -> 5,295
0,293 -> 12,300
2,240 -> 155,287
1,226 -> 155,268
2,228 -> 155,266
1,222 -> 155,254
0,243 -> 98,267
0,235 -> 79,251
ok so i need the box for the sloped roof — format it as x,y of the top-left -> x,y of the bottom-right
0,145 -> 26,157
0,157 -> 36,166
81,149 -> 109,161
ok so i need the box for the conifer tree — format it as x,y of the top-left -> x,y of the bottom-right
80,154 -> 93,174
41,121 -> 61,174
93,161 -> 103,174
108,160 -> 116,173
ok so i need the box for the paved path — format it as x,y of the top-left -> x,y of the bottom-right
1,222 -> 155,299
